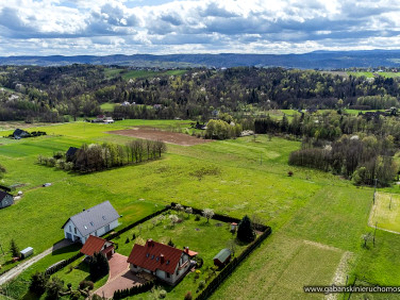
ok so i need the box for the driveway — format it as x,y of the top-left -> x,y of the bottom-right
0,239 -> 74,286
94,253 -> 146,299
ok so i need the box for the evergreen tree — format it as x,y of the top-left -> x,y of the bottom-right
29,271 -> 49,296
10,239 -> 19,257
88,252 -> 109,281
237,215 -> 255,243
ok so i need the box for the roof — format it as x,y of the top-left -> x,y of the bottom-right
20,247 -> 33,255
0,190 -> 12,202
213,248 -> 231,262
61,201 -> 120,236
127,240 -> 184,274
80,235 -> 111,256
66,147 -> 79,157
13,128 -> 28,137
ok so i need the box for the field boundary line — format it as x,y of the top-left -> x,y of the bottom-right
367,192 -> 400,235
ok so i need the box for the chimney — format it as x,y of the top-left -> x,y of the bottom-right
147,239 -> 153,246
185,247 -> 189,253
160,254 -> 164,263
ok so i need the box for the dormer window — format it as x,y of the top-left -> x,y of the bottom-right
146,253 -> 150,258
102,216 -> 106,220
151,255 -> 155,259
84,225 -> 87,230
166,260 -> 170,265
156,257 -> 159,261
90,222 -> 94,226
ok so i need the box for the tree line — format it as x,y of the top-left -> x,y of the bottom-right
2,65 -> 400,122
38,140 -> 166,174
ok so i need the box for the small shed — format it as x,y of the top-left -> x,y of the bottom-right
20,247 -> 34,259
213,248 -> 231,267
0,191 -> 14,209
230,222 -> 238,232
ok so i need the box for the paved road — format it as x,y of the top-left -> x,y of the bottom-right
0,239 -> 73,286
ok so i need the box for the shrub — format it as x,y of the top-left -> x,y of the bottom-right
159,289 -> 167,298
195,214 -> 200,221
79,280 -> 94,290
168,239 -> 175,247
70,290 -> 81,300
46,276 -> 64,299
198,280 -> 206,290
184,291 -> 193,300
29,271 -> 48,296
125,237 -> 130,244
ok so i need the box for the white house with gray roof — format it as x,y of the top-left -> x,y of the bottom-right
61,201 -> 120,244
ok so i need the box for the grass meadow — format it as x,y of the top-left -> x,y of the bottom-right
0,120 -> 399,299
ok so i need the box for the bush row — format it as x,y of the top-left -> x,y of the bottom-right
113,280 -> 155,299
195,227 -> 272,300
44,252 -> 83,276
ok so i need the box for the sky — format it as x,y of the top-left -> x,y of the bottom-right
0,0 -> 400,56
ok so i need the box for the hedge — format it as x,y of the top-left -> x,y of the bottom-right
45,252 -> 84,276
113,280 -> 154,299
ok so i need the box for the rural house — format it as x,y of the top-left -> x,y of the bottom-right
0,191 -> 14,209
66,147 -> 79,162
61,201 -> 120,244
127,239 -> 197,285
213,248 -> 231,267
80,235 -> 115,259
13,128 -> 29,139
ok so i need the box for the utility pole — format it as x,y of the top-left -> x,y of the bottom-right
373,178 -> 378,204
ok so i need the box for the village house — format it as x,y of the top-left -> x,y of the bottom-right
127,239 -> 197,285
0,191 -> 14,209
80,235 -> 115,259
61,201 -> 120,244
66,147 -> 79,162
13,128 -> 29,139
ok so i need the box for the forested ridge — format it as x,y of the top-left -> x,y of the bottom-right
1,65 -> 400,122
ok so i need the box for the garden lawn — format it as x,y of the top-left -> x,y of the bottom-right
113,210 -> 248,299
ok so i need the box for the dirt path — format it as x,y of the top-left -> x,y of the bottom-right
0,239 -> 73,286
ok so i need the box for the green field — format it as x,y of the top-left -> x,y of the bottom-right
347,71 -> 400,79
0,120 -> 399,299
100,102 -> 116,112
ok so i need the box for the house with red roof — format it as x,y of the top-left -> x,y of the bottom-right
127,239 -> 197,285
80,235 -> 115,259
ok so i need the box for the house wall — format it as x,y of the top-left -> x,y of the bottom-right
0,194 -> 14,208
64,220 -> 84,243
170,253 -> 190,284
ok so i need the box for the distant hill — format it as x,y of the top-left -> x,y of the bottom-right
2,50 -> 400,69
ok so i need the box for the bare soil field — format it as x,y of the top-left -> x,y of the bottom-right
107,127 -> 212,146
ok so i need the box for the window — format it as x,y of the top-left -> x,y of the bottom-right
74,227 -> 77,234
166,260 -> 170,265
156,257 -> 159,262
133,265 -> 137,268
102,216 -> 106,220
166,273 -> 170,278
69,225 -> 72,232
146,253 -> 150,258
151,255 -> 155,260
90,221 -> 94,226
84,225 -> 87,230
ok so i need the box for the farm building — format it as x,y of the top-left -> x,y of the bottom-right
0,191 -> 14,209
80,235 -> 115,259
66,147 -> 79,162
61,201 -> 120,244
213,248 -> 231,267
127,239 -> 197,285
13,128 -> 29,139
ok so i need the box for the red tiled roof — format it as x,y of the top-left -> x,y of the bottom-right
127,240 -> 184,274
80,235 -> 112,256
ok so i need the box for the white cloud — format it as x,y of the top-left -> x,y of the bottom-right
0,0 -> 400,55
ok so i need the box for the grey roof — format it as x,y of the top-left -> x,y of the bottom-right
0,191 -> 12,202
213,248 -> 231,262
62,201 -> 119,236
